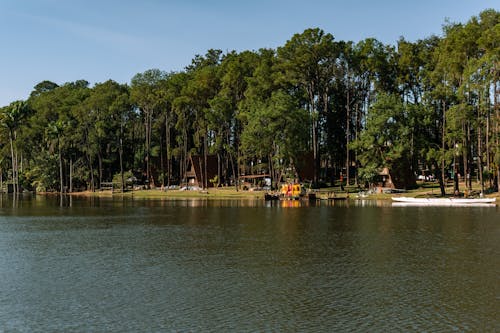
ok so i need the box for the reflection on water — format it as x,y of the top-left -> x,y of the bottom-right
0,194 -> 498,332
0,194 -> 409,210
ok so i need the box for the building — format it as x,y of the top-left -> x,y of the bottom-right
184,154 -> 218,188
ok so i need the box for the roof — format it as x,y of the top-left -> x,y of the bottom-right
379,167 -> 390,176
239,174 -> 271,179
187,154 -> 218,187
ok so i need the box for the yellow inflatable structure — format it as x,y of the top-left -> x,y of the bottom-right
280,183 -> 302,198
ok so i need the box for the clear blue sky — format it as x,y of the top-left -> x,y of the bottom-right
0,0 -> 498,106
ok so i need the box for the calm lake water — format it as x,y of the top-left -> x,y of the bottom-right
0,195 -> 498,332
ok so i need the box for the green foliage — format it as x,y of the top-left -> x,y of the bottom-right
209,175 -> 218,187
351,93 -> 417,187
112,170 -> 135,185
357,165 -> 379,184
0,9 -> 497,193
24,151 -> 59,192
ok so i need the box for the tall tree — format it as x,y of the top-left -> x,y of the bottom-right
351,94 -> 417,188
277,28 -> 339,186
0,101 -> 31,193
131,69 -> 167,187
183,50 -> 222,189
83,80 -> 131,191
211,50 -> 260,187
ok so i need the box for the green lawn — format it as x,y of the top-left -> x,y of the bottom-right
69,180 -> 498,203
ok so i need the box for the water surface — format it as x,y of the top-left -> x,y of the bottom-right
0,196 -> 498,332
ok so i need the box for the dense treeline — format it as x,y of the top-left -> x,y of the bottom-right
1,9 -> 498,195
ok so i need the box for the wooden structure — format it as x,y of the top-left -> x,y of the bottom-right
374,167 -> 395,189
374,166 -> 416,190
185,154 -> 218,188
239,174 -> 271,189
373,166 -> 414,192
100,182 -> 114,191
295,151 -> 314,181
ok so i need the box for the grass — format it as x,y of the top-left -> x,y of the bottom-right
78,187 -> 264,200
66,180 -> 498,203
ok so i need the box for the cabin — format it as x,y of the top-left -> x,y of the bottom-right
372,166 -> 415,191
373,167 -> 395,191
184,154 -> 218,188
295,151 -> 315,181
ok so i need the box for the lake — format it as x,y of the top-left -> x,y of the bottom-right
0,195 -> 498,332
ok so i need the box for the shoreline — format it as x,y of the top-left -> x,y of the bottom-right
49,188 -> 265,200
32,186 -> 499,204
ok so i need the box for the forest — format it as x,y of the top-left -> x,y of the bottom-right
1,9 -> 498,196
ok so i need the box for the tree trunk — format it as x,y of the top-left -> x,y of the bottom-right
436,162 -> 446,196
165,112 -> 170,188
217,152 -> 221,187
441,100 -> 446,196
88,154 -> 95,192
159,134 -> 164,187
236,148 -> 241,191
15,147 -> 19,193
346,88 -> 350,187
15,145 -> 19,194
312,117 -> 319,186
143,109 -> 153,189
307,89 -> 320,187
462,121 -> 467,190
145,111 -> 150,189
59,138 -> 64,193
453,140 -> 459,194
69,158 -> 73,193
453,168 -> 459,194
204,133 -> 208,189
198,157 -> 204,190
269,153 -> 279,190
98,152 -> 103,190
354,103 -> 359,186
495,76 -> 499,192
183,129 -> 188,187
229,150 -> 237,191
9,130 -> 16,195
120,136 -> 124,193
467,122 -> 473,190
486,98 -> 491,188
478,123 -> 484,195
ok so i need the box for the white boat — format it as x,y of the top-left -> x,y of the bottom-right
392,197 -> 496,206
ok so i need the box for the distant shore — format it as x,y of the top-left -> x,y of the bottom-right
55,183 -> 499,204
66,188 -> 264,200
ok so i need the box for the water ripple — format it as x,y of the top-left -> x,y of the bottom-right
0,202 -> 498,332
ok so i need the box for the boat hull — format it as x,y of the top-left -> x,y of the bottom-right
392,197 -> 496,206
264,193 -> 280,201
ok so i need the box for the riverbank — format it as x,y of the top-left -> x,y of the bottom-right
62,182 -> 499,204
68,188 -> 264,200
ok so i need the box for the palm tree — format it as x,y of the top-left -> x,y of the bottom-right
0,101 -> 30,194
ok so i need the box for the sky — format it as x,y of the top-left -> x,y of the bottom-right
0,0 -> 498,106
